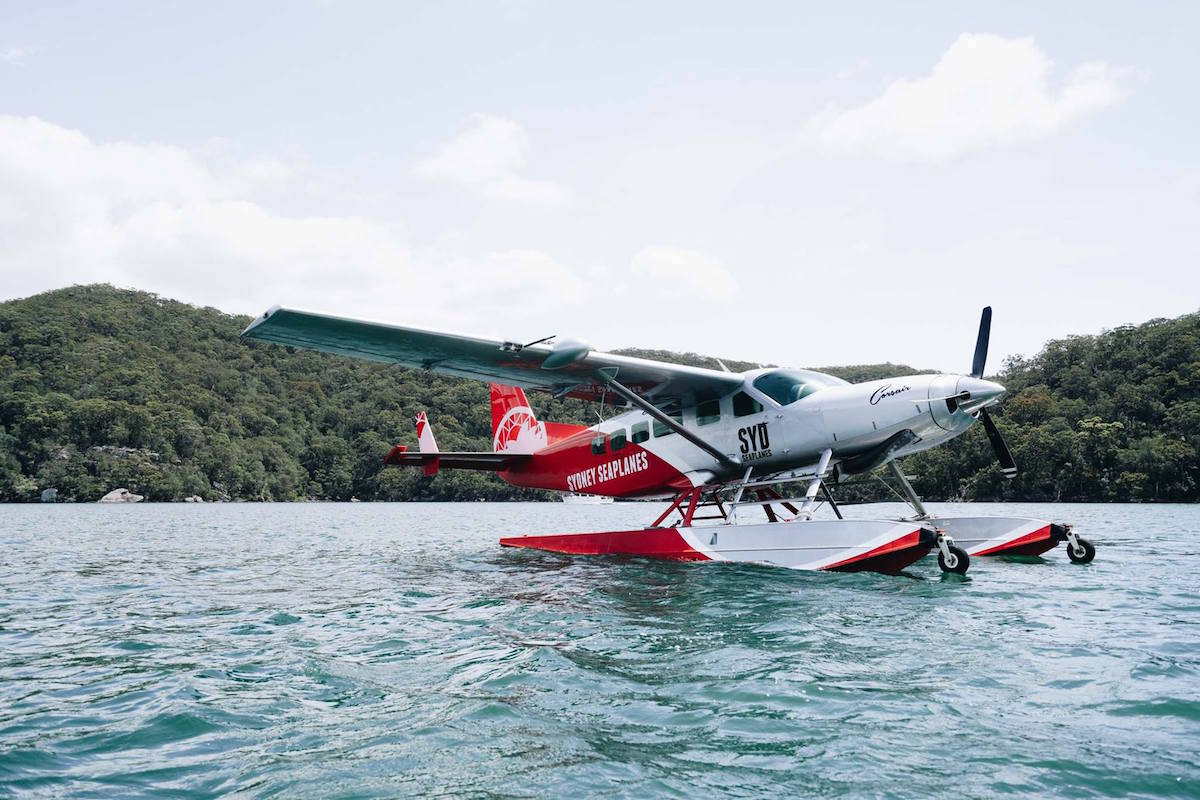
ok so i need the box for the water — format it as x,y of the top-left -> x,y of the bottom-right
1,502 -> 1197,798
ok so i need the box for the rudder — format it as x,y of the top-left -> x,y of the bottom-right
490,384 -> 548,453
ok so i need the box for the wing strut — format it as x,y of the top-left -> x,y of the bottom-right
598,374 -> 741,470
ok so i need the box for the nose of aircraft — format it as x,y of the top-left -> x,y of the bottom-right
957,376 -> 1006,413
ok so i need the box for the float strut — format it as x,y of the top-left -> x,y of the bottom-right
887,460 -> 928,519
727,466 -> 753,524
888,460 -> 964,568
651,489 -> 690,527
798,448 -> 833,518
820,483 -> 843,519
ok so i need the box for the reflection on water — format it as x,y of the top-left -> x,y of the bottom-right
1,502 -> 1198,797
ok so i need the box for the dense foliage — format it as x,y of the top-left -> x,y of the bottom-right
0,285 -> 1196,502
902,314 -> 1200,502
0,285 -> 585,502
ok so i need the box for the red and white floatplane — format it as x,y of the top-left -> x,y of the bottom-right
242,306 -> 1095,576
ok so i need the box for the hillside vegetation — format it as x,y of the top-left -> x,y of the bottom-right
1,285 -> 1196,502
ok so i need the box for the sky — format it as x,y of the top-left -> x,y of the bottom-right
1,1 -> 1198,372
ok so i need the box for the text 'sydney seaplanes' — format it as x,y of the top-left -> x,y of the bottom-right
567,452 -> 650,493
243,307 -> 1097,575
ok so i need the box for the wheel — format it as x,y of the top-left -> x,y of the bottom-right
938,544 -> 970,575
1067,537 -> 1096,564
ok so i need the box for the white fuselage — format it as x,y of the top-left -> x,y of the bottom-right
585,368 -> 1004,486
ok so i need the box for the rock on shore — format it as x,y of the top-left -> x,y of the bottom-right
98,488 -> 143,503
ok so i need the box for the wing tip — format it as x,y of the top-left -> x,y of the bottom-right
241,305 -> 284,338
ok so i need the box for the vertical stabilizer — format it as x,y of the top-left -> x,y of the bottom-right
414,411 -> 440,475
490,384 -> 549,453
415,411 -> 439,453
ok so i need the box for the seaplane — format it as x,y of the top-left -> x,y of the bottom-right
242,306 -> 1096,575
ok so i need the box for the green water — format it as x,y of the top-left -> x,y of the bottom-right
1,502 -> 1197,798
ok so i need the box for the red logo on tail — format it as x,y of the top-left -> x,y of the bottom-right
491,384 -> 548,453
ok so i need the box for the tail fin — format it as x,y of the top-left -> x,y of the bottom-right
415,411 -> 439,453
413,411 -> 440,475
490,384 -> 548,453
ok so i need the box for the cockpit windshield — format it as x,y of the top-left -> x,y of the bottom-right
752,369 -> 846,406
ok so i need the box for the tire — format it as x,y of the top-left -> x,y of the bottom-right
1067,537 -> 1096,564
938,544 -> 970,575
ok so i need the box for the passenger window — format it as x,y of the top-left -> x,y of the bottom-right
696,399 -> 721,426
631,421 -> 649,444
733,391 -> 763,417
610,430 -> 627,451
653,409 -> 682,437
591,433 -> 606,455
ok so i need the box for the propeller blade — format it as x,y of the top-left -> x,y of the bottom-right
979,407 -> 1017,479
971,306 -> 992,378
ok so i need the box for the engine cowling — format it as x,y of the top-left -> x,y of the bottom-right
928,375 -> 975,433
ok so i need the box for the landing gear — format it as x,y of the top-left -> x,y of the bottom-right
1057,523 -> 1096,564
936,534 -> 970,575
877,461 -> 1098,563
1066,536 -> 1096,564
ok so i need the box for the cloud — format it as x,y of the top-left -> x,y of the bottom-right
0,46 -> 39,65
416,113 -> 568,205
0,115 -> 579,330
805,34 -> 1128,161
629,246 -> 738,300
834,60 -> 869,81
424,248 -> 585,326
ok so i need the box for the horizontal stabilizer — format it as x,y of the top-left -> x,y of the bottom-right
383,445 -> 529,472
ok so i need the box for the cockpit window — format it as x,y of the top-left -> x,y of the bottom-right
752,369 -> 845,406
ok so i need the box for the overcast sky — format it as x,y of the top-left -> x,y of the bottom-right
2,2 -> 1197,372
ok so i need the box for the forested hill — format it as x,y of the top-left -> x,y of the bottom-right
1,285 -> 1197,502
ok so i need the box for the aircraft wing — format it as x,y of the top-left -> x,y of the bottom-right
241,306 -> 743,403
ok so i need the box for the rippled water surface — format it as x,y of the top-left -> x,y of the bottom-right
1,502 -> 1198,798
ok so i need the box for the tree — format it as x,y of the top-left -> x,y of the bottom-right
1,284 -> 1197,502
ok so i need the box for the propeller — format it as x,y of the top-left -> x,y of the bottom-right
968,306 -> 1017,479
971,306 -> 992,378
979,408 -> 1017,478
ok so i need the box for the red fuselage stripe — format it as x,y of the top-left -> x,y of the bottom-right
500,434 -> 689,498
